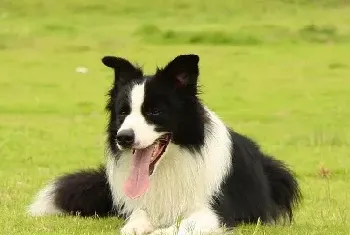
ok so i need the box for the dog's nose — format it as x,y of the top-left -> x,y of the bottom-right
116,129 -> 135,148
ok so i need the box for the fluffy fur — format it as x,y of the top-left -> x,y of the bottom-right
28,54 -> 301,234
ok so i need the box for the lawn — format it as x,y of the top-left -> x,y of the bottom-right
1,0 -> 350,234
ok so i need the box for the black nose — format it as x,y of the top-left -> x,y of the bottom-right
116,129 -> 135,148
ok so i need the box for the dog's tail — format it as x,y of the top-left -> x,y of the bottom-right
263,156 -> 302,222
28,166 -> 117,217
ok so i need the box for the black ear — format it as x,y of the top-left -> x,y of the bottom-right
161,54 -> 199,88
102,56 -> 142,85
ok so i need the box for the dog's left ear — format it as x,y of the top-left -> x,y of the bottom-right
161,54 -> 199,89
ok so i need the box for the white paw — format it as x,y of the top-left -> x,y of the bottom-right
150,225 -> 178,235
150,225 -> 204,235
120,212 -> 154,235
120,222 -> 154,235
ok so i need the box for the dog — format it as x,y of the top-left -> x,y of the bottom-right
28,54 -> 301,234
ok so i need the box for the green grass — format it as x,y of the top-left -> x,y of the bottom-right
1,0 -> 350,234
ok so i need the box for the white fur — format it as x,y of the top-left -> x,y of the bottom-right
27,182 -> 62,216
117,82 -> 163,149
151,207 -> 222,235
107,104 -> 232,233
120,209 -> 154,235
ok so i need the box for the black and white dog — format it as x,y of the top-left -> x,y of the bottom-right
28,54 -> 301,234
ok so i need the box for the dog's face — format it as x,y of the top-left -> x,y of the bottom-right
103,54 -> 207,198
104,54 -> 207,153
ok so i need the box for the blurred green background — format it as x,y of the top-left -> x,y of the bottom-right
0,0 -> 350,234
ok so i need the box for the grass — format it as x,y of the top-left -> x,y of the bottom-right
1,0 -> 350,234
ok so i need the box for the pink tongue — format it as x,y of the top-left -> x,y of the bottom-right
123,146 -> 153,199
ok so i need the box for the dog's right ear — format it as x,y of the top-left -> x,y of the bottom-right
102,56 -> 142,85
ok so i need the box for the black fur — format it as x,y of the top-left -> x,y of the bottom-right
53,167 -> 118,217
105,61 -> 143,155
50,54 -> 301,228
105,54 -> 208,154
211,131 -> 301,226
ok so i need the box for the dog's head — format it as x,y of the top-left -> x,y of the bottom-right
103,54 -> 207,198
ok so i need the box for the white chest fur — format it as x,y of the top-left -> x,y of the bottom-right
106,110 -> 232,227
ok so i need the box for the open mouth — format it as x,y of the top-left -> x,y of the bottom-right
124,133 -> 171,199
150,133 -> 171,174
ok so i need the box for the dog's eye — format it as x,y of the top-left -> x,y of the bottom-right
119,106 -> 130,116
147,108 -> 161,116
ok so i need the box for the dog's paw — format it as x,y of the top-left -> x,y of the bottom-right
120,221 -> 154,235
120,217 -> 154,235
149,225 -> 178,235
120,209 -> 154,235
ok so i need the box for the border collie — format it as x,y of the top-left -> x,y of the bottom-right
28,54 -> 301,235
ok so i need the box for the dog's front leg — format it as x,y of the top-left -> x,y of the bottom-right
151,207 -> 221,235
120,209 -> 154,235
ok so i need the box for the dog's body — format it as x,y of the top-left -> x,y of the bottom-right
29,55 -> 301,234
